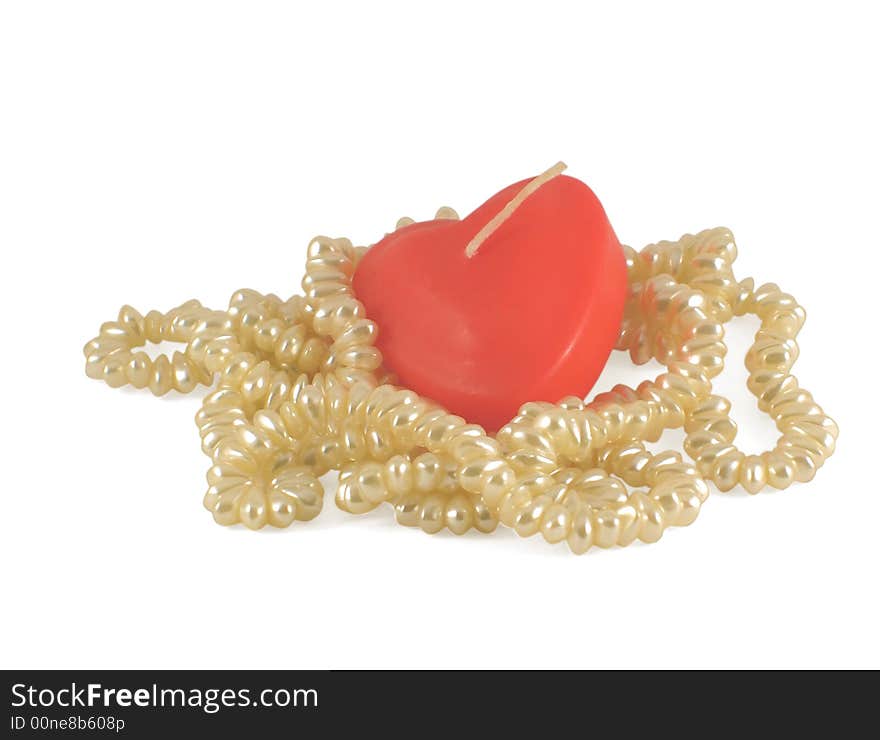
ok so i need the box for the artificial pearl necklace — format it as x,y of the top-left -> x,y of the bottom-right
83,213 -> 837,553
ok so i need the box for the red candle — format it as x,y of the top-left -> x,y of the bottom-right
353,164 -> 627,431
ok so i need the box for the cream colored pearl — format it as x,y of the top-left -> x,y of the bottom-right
763,451 -> 795,490
434,206 -> 460,220
563,511 -> 591,554
739,455 -> 767,495
126,351 -> 151,388
712,451 -> 744,492
148,355 -> 173,396
418,494 -> 446,534
444,495 -> 473,535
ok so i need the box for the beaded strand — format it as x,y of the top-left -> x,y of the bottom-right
83,213 -> 837,553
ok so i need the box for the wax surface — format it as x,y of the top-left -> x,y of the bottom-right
352,174 -> 628,431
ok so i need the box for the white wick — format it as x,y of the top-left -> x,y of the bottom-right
464,161 -> 568,258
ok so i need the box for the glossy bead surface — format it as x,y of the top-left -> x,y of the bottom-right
83,216 -> 836,554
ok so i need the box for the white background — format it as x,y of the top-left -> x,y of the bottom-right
2,1 -> 877,669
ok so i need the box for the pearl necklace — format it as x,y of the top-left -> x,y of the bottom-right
82,212 -> 837,553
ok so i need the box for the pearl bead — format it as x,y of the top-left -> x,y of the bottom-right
126,352 -> 151,388
763,451 -> 796,490
418,494 -> 446,534
567,511 -> 594,554
444,495 -> 473,535
739,455 -> 767,495
712,451 -> 744,492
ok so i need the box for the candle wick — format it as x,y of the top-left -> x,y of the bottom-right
464,161 -> 568,259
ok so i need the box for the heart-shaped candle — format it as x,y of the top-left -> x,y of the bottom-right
353,163 -> 627,431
